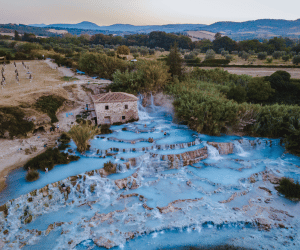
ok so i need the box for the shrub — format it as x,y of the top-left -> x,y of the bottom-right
276,178 -> 300,199
111,60 -> 171,94
257,52 -> 267,60
202,59 -> 230,66
205,49 -> 215,60
68,123 -> 100,153
24,148 -> 80,171
241,52 -> 249,61
282,55 -> 290,62
117,45 -> 130,55
184,52 -> 197,60
0,106 -> 34,138
100,124 -> 112,134
225,55 -> 233,61
168,79 -> 242,135
26,170 -> 40,182
78,52 -> 129,80
35,95 -> 66,123
106,51 -> 115,57
103,161 -> 117,174
227,85 -> 247,103
292,55 -> 300,65
272,51 -> 283,59
133,53 -> 139,59
266,57 -> 273,63
246,78 -> 275,103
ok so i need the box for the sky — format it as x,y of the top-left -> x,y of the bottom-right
0,0 -> 300,26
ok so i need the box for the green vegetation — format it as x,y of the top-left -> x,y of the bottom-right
24,148 -> 79,172
167,43 -> 183,78
100,124 -> 112,134
61,76 -> 79,81
276,178 -> 300,199
68,123 -> 100,153
58,133 -> 71,150
25,169 -> 40,182
111,60 -> 171,94
78,52 -> 129,80
35,95 -> 66,123
0,106 -> 34,138
167,68 -> 300,155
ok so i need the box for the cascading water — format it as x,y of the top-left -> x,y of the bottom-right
233,140 -> 250,157
0,98 -> 300,250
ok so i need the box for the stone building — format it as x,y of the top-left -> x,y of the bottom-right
91,91 -> 139,125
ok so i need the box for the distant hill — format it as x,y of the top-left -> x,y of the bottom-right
6,19 -> 300,40
30,22 -> 207,33
201,19 -> 300,40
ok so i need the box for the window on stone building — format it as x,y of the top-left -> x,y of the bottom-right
122,116 -> 125,120
125,105 -> 128,109
105,105 -> 109,110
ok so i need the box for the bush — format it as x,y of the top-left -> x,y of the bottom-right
272,51 -> 283,59
241,52 -> 249,61
282,55 -> 290,62
68,123 -> 100,153
257,52 -> 267,60
25,170 -> 40,182
202,59 -> 230,66
227,85 -> 247,103
24,148 -> 79,171
276,178 -> 300,199
100,124 -> 112,134
246,77 -> 275,103
103,161 -> 117,174
184,52 -> 197,60
133,53 -> 139,59
35,95 -> 66,123
205,49 -> 215,60
78,52 -> 129,80
292,55 -> 300,65
168,79 -> 242,135
226,55 -> 233,61
106,51 -> 115,57
111,60 -> 171,94
266,57 -> 273,63
0,106 -> 34,138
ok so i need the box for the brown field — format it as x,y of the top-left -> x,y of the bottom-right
47,29 -> 68,34
186,30 -> 217,41
0,60 -> 69,107
0,32 -> 14,37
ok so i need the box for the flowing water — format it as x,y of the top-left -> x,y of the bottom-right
0,99 -> 300,249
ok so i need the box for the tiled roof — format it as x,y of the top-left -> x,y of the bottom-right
92,91 -> 138,103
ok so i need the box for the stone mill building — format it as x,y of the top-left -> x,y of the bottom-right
91,91 -> 139,125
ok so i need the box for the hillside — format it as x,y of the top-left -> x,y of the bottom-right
202,19 -> 300,40
34,22 -> 207,33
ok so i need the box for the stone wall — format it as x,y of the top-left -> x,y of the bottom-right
95,101 -> 138,125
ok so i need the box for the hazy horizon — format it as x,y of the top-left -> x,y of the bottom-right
1,0 -> 299,26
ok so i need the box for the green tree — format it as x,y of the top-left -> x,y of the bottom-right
14,30 -> 21,41
166,42 -> 183,78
